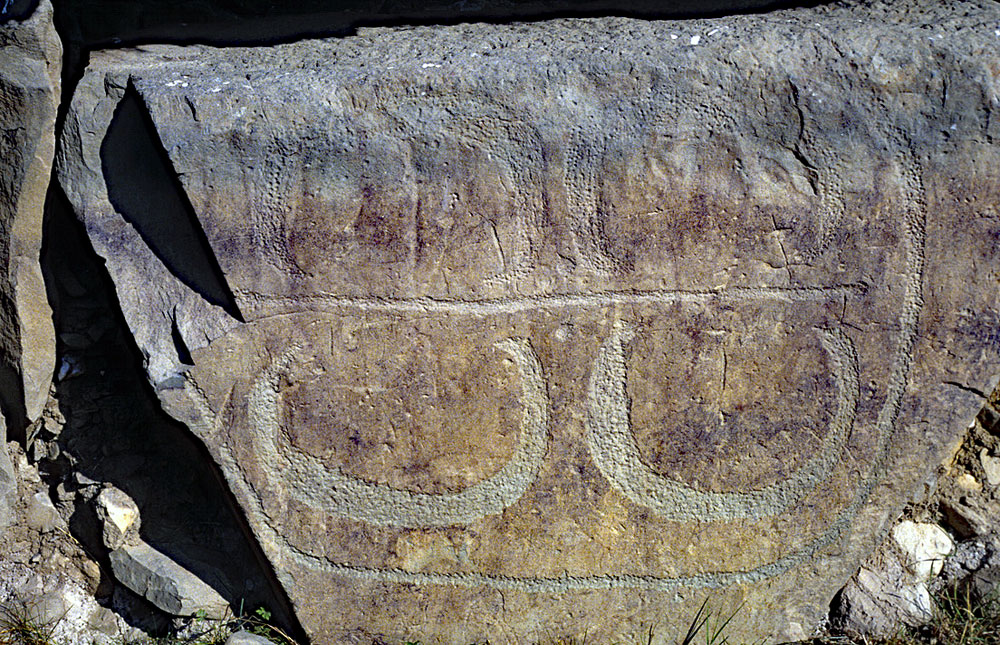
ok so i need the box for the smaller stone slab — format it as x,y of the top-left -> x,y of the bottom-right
110,542 -> 229,618
0,416 -> 15,532
0,0 -> 59,430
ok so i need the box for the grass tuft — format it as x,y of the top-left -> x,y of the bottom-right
0,599 -> 299,645
881,585 -> 1000,645
0,601 -> 61,645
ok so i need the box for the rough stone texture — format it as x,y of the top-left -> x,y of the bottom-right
37,181 -> 298,633
0,0 -> 59,432
109,541 -> 230,618
56,1 -> 1000,642
43,0 -> 836,99
835,391 -> 1000,639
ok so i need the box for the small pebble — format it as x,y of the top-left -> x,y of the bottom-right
957,472 -> 982,492
979,449 -> 1000,486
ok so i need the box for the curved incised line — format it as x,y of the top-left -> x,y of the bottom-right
585,322 -> 859,522
246,337 -> 549,528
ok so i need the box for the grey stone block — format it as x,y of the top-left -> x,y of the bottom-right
109,541 -> 228,618
225,630 -> 273,645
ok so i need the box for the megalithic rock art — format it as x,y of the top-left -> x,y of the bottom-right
57,1 -> 1000,642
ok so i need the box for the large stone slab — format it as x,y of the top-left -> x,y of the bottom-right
57,1 -> 1000,641
0,0 -> 59,431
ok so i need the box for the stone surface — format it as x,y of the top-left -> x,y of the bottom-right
836,391 -> 1000,639
0,452 -> 12,532
936,539 -> 990,590
892,521 -> 953,581
963,550 -> 1000,602
957,472 -> 984,492
0,0 -> 59,432
56,1 -> 1000,642
38,196 -> 300,636
95,485 -> 141,550
109,541 -> 230,618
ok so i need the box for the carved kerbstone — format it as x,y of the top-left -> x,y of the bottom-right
57,2 -> 1000,641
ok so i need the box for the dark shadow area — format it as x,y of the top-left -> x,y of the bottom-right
100,84 -> 243,322
170,315 -> 195,367
39,182 -> 305,642
0,364 -> 28,440
0,285 -> 28,438
0,0 -> 38,23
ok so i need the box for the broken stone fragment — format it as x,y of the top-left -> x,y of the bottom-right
833,562 -> 933,640
109,541 -> 229,618
963,549 -> 1000,603
95,485 -> 141,550
956,473 -> 983,492
978,405 -> 1000,434
832,522 -> 954,641
25,490 -> 61,533
86,606 -> 122,638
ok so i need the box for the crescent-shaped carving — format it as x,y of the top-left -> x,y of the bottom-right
586,322 -> 859,522
246,337 -> 549,528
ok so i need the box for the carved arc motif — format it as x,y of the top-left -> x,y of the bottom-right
246,337 -> 549,528
585,321 -> 860,522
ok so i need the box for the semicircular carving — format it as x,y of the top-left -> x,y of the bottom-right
585,322 -> 859,522
247,337 -> 549,528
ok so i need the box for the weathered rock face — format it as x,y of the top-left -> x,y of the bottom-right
0,0 -> 59,432
57,1 -> 1000,641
